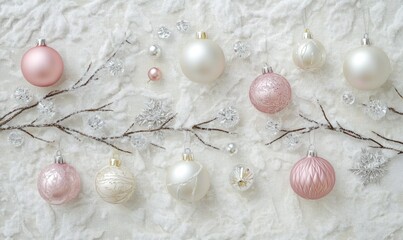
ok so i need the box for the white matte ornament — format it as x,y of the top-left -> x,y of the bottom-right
292,30 -> 326,70
95,157 -> 135,204
166,149 -> 210,202
343,34 -> 391,90
180,32 -> 225,83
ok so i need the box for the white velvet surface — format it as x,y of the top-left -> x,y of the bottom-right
1,0 -> 403,239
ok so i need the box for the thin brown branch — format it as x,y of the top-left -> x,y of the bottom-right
56,103 -> 113,123
318,102 -> 334,129
18,129 -> 53,143
372,131 -> 403,146
395,87 -> 403,100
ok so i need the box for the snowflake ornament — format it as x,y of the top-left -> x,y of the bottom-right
216,106 -> 240,128
130,134 -> 150,151
350,148 -> 389,185
135,98 -> 173,129
364,99 -> 388,120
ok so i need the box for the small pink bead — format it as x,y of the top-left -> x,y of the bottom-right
148,67 -> 162,81
249,72 -> 292,114
37,163 -> 81,204
21,44 -> 64,87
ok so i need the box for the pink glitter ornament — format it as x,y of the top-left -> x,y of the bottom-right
148,67 -> 162,81
37,151 -> 80,204
290,149 -> 335,200
21,39 -> 64,87
249,65 -> 291,114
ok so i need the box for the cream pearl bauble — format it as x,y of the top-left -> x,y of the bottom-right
343,34 -> 391,90
166,148 -> 210,202
292,29 -> 326,70
180,32 -> 225,83
95,157 -> 135,204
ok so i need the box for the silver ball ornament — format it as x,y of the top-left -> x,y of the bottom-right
292,30 -> 326,70
180,32 -> 225,83
166,149 -> 210,202
148,44 -> 162,59
343,34 -> 391,90
95,157 -> 136,204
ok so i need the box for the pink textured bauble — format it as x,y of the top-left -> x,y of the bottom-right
21,43 -> 64,87
148,67 -> 162,81
290,156 -> 335,200
249,72 -> 291,114
37,163 -> 81,204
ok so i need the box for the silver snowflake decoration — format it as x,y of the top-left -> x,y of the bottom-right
266,118 -> 282,135
14,87 -> 33,105
157,26 -> 171,39
135,98 -> 173,128
130,134 -> 149,150
176,20 -> 190,32
8,131 -> 24,147
350,148 -> 389,185
106,58 -> 124,76
233,40 -> 251,59
37,99 -> 55,118
88,115 -> 105,130
341,91 -> 355,105
283,133 -> 301,151
364,99 -> 388,120
217,106 -> 240,128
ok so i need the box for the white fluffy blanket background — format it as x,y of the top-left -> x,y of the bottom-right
0,0 -> 403,239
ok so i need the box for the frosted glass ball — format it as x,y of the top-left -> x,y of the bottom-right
37,163 -> 81,205
180,32 -> 225,83
293,38 -> 326,70
95,161 -> 135,204
343,45 -> 391,90
166,160 -> 210,202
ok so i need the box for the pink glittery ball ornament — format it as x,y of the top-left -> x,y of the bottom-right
37,151 -> 80,204
249,65 -> 291,114
290,149 -> 335,200
21,39 -> 64,87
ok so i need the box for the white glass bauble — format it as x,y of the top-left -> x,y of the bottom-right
180,32 -> 225,83
292,30 -> 326,70
95,158 -> 135,204
166,149 -> 210,202
343,34 -> 391,90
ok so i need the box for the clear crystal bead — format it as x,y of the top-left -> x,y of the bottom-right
225,143 -> 238,155
364,99 -> 388,120
283,133 -> 301,150
131,134 -> 149,150
266,118 -> 281,135
88,115 -> 105,130
157,26 -> 171,39
14,87 -> 33,105
106,58 -> 124,76
229,164 -> 254,191
8,131 -> 24,147
342,91 -> 355,105
233,41 -> 251,59
37,99 -> 55,118
176,20 -> 190,32
217,106 -> 240,128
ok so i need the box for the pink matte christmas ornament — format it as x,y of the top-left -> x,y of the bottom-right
37,151 -> 80,204
290,149 -> 335,200
249,65 -> 291,114
21,39 -> 64,87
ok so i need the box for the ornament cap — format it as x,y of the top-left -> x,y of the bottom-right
361,33 -> 371,46
54,150 -> 64,164
307,149 -> 317,157
303,29 -> 312,39
262,63 -> 273,74
196,32 -> 208,39
182,148 -> 194,161
37,39 -> 46,46
110,158 -> 121,167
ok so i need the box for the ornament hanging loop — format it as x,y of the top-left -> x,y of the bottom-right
54,150 -> 64,164
262,63 -> 273,74
182,148 -> 194,161
307,131 -> 317,157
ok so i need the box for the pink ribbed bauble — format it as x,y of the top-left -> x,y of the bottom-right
37,163 -> 81,204
249,66 -> 291,114
290,152 -> 335,200
21,39 -> 64,87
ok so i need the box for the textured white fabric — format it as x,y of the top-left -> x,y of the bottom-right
0,0 -> 402,239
